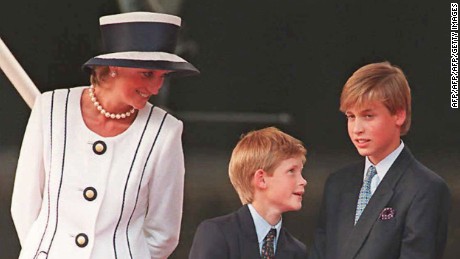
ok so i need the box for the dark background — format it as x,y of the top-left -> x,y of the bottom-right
1,0 -> 459,258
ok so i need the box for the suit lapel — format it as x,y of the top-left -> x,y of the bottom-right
341,147 -> 414,259
336,167 -> 364,249
341,189 -> 394,258
275,227 -> 301,258
237,205 -> 263,259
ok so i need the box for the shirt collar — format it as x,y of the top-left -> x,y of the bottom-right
248,204 -> 282,245
365,140 -> 405,181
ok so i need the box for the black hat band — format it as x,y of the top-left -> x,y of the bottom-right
101,22 -> 179,53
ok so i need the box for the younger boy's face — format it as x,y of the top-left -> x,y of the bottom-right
345,101 -> 405,164
264,156 -> 307,213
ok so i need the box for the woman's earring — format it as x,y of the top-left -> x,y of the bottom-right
110,71 -> 117,77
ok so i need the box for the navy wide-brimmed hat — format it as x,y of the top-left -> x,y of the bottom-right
82,12 -> 199,77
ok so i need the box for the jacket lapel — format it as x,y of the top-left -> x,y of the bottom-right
275,228 -> 301,258
237,205 -> 263,259
340,189 -> 394,258
336,167 -> 364,249
340,147 -> 414,259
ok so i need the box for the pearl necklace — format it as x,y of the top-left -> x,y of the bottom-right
88,85 -> 136,119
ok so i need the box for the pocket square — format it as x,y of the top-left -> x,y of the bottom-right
379,207 -> 396,220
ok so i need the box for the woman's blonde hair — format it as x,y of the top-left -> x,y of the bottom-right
228,127 -> 306,204
89,66 -> 111,86
340,61 -> 412,135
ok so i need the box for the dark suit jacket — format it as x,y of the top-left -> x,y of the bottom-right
309,146 -> 451,259
189,205 -> 307,259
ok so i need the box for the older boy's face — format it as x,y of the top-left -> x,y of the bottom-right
345,101 -> 405,164
264,156 -> 307,213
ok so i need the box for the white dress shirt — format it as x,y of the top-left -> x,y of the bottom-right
364,141 -> 405,194
248,204 -> 282,254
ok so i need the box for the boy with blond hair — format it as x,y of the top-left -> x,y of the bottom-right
310,61 -> 451,259
189,127 -> 308,259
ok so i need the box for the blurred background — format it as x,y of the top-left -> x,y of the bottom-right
1,0 -> 459,258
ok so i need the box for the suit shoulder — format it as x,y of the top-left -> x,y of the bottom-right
37,87 -> 76,110
326,161 -> 362,182
150,106 -> 183,128
41,86 -> 86,100
190,211 -> 240,259
199,210 -> 240,229
406,159 -> 450,194
196,206 -> 253,237
41,88 -> 69,99
192,210 -> 242,244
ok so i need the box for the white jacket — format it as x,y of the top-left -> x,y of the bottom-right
11,86 -> 185,259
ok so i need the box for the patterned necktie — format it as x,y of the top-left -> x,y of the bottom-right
261,228 -> 276,259
354,165 -> 377,224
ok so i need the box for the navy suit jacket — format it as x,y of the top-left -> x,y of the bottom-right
309,147 -> 451,259
189,205 -> 307,259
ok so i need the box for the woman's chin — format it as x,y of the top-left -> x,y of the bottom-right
133,102 -> 147,110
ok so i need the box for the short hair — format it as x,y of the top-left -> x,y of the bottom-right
340,61 -> 412,135
89,66 -> 110,86
228,127 -> 307,204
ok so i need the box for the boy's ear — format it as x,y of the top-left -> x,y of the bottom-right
253,169 -> 267,190
395,109 -> 406,127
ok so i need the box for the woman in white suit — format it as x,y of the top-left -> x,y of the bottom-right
11,12 -> 199,259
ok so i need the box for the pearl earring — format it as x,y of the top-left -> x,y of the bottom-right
110,71 -> 116,77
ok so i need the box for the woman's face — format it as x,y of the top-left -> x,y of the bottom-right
110,67 -> 170,110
